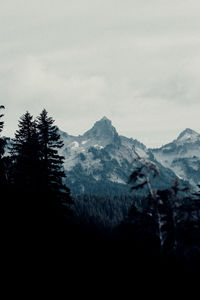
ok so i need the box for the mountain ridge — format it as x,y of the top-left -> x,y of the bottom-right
5,118 -> 199,194
58,117 -> 199,194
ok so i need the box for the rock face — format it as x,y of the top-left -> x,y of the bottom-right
59,117 -> 180,195
152,128 -> 200,188
83,116 -> 120,147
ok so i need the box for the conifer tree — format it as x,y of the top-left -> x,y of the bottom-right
37,109 -> 71,212
0,105 -> 6,187
11,111 -> 40,204
0,105 -> 4,133
0,105 -> 5,155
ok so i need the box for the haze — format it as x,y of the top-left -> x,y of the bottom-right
1,0 -> 200,147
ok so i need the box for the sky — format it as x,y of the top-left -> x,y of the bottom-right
0,0 -> 200,147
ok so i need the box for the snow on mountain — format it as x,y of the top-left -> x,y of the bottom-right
60,117 -> 142,178
3,117 -> 196,195
3,117 -> 198,194
152,128 -> 200,187
59,117 -> 178,194
176,128 -> 200,145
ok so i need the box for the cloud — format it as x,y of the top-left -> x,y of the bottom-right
0,0 -> 200,146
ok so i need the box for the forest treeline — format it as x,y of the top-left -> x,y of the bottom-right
1,105 -> 200,274
0,106 -> 74,257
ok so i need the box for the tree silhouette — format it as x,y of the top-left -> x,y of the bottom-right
128,149 -> 159,198
128,153 -> 182,255
10,111 -> 41,208
0,105 -> 5,133
0,105 -> 7,188
37,109 -> 72,215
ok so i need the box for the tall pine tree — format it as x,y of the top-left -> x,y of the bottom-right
0,105 -> 6,188
11,111 -> 41,207
0,105 -> 4,133
37,109 -> 72,214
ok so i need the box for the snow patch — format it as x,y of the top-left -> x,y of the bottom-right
135,147 -> 149,158
109,175 -> 126,184
94,144 -> 104,149
71,141 -> 79,148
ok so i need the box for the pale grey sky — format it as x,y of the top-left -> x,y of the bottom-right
0,0 -> 200,147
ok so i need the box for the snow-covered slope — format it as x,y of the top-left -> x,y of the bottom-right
59,117 -> 178,194
152,128 -> 200,187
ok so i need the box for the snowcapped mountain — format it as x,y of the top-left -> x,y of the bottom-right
5,117 -> 198,194
152,128 -> 200,188
59,117 -> 178,195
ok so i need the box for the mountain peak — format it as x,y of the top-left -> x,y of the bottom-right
87,117 -> 113,131
99,116 -> 112,124
177,128 -> 199,143
83,117 -> 120,146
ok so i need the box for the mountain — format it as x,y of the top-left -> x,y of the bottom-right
4,118 -> 198,194
152,128 -> 200,188
59,117 -> 180,195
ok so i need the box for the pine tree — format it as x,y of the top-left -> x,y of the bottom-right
10,111 -> 40,205
0,105 -> 4,130
0,105 -> 5,155
37,109 -> 72,214
0,105 -> 6,187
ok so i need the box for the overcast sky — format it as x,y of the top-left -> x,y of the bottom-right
0,0 -> 200,147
